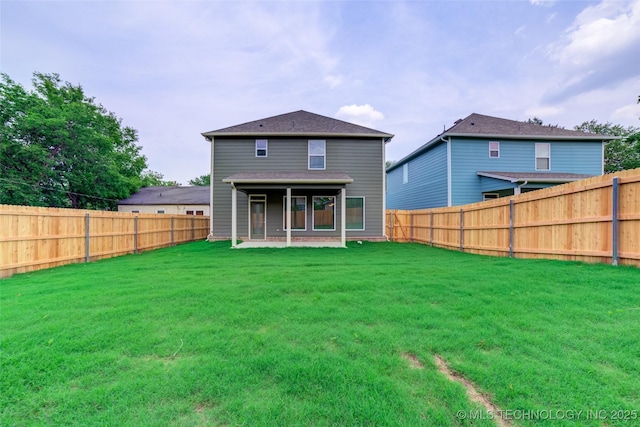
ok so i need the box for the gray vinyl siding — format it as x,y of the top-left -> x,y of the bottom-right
450,138 -> 603,206
212,137 -> 384,238
386,142 -> 448,209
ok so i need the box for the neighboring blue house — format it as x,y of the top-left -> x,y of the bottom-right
386,113 -> 615,209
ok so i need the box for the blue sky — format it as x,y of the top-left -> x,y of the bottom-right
2,0 -> 639,185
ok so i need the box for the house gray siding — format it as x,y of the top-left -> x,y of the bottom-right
450,138 -> 603,206
212,137 -> 384,238
386,142 -> 448,210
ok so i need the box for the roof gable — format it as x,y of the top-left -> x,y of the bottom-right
202,110 -> 393,140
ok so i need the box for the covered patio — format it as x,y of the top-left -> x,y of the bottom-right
222,171 -> 354,248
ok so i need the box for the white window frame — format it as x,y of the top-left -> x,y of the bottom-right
489,141 -> 500,158
483,193 -> 499,201
535,143 -> 550,170
255,139 -> 268,157
403,163 -> 408,184
346,196 -> 365,231
282,196 -> 307,231
312,196 -> 336,231
308,140 -> 326,170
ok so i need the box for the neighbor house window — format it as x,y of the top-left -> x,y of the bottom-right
186,210 -> 194,215
131,210 -> 139,213
313,196 -> 335,230
535,143 -> 550,170
403,163 -> 409,184
489,141 -> 500,158
283,196 -> 306,230
256,139 -> 268,157
196,210 -> 204,216
483,193 -> 499,201
157,210 -> 165,214
346,197 -> 365,230
308,140 -> 326,170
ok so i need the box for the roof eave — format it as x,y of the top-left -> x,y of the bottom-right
223,178 -> 354,185
202,131 -> 393,141
447,132 -> 618,141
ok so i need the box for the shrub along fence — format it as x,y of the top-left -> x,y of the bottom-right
0,205 -> 210,278
386,167 -> 640,267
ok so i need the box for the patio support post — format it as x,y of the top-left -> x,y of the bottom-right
341,188 -> 346,247
231,184 -> 237,247
286,187 -> 292,247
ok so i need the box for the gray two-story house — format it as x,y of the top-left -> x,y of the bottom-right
387,113 -> 614,209
202,110 -> 394,247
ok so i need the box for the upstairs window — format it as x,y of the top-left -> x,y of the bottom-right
489,141 -> 500,158
535,143 -> 550,170
308,140 -> 326,170
256,139 -> 268,157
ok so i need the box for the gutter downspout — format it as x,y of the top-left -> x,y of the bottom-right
514,180 -> 528,195
441,136 -> 452,206
208,136 -> 214,239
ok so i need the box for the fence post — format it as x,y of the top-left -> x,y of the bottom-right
459,209 -> 464,252
134,216 -> 139,254
612,177 -> 619,266
192,216 -> 195,241
409,211 -> 414,243
389,211 -> 394,242
509,199 -> 514,258
85,213 -> 90,262
430,211 -> 434,247
171,216 -> 175,247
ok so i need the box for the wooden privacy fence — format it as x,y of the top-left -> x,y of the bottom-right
1,205 -> 210,278
386,168 -> 640,267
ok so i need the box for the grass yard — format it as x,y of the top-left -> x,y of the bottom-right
1,241 -> 639,426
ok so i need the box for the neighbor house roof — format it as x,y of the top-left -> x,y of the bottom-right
387,113 -> 617,172
117,186 -> 210,205
476,171 -> 594,183
202,110 -> 394,141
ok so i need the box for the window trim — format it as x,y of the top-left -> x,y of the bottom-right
346,196 -> 365,231
308,140 -> 326,170
535,142 -> 551,170
312,196 -> 336,231
489,141 -> 500,158
282,196 -> 307,231
402,163 -> 408,184
255,139 -> 268,157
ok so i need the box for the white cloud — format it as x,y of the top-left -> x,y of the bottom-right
530,0 -> 556,8
611,103 -> 640,124
524,106 -> 565,119
545,0 -> 640,102
324,75 -> 343,88
335,104 -> 385,128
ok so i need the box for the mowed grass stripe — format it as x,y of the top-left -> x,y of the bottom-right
1,241 -> 639,426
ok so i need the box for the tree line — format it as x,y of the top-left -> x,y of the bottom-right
1,73 -> 638,210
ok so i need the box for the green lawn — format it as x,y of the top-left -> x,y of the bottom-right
1,241 -> 639,426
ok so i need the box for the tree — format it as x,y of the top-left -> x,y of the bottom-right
526,117 -> 563,128
188,174 -> 210,186
574,120 -> 640,172
0,72 -> 160,209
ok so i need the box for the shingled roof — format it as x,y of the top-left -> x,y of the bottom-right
447,113 -> 612,139
202,110 -> 393,141
118,186 -> 210,205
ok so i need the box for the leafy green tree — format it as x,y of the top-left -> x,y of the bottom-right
188,174 -> 210,186
0,72 -> 160,209
574,120 -> 640,172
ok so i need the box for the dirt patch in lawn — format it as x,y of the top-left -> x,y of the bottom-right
401,353 -> 424,369
434,354 -> 512,427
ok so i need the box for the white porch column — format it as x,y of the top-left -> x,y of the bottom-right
341,187 -> 346,247
231,184 -> 237,247
286,187 -> 292,247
